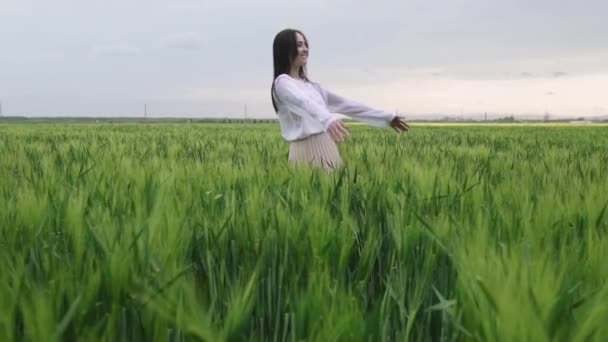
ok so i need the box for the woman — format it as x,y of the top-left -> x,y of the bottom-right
271,28 -> 409,170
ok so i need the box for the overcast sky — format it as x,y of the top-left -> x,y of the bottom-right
1,0 -> 607,118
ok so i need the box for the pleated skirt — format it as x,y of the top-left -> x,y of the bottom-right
288,132 -> 343,170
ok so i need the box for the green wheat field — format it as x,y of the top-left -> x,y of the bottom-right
1,122 -> 607,341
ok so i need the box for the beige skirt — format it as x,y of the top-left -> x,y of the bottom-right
288,132 -> 343,170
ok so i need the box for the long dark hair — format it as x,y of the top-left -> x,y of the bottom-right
271,28 -> 309,113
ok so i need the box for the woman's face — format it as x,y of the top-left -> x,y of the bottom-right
292,32 -> 309,67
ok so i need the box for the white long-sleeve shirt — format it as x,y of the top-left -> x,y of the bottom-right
272,74 -> 396,141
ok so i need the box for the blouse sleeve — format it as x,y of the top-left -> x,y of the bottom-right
315,84 -> 396,127
273,75 -> 339,130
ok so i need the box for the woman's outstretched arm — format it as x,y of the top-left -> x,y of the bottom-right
316,84 -> 397,127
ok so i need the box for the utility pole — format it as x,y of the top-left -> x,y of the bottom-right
144,104 -> 147,119
244,104 -> 248,120
0,101 -> 3,117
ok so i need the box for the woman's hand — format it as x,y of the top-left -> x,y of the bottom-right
390,116 -> 410,133
327,120 -> 350,142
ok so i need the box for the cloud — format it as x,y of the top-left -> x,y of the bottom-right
328,71 -> 608,117
157,32 -> 208,51
411,67 -> 444,77
2,0 -> 608,117
89,44 -> 140,57
552,71 -> 568,78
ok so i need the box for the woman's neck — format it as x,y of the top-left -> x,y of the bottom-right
289,67 -> 302,80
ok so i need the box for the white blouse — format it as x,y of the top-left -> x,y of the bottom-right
272,74 -> 396,142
